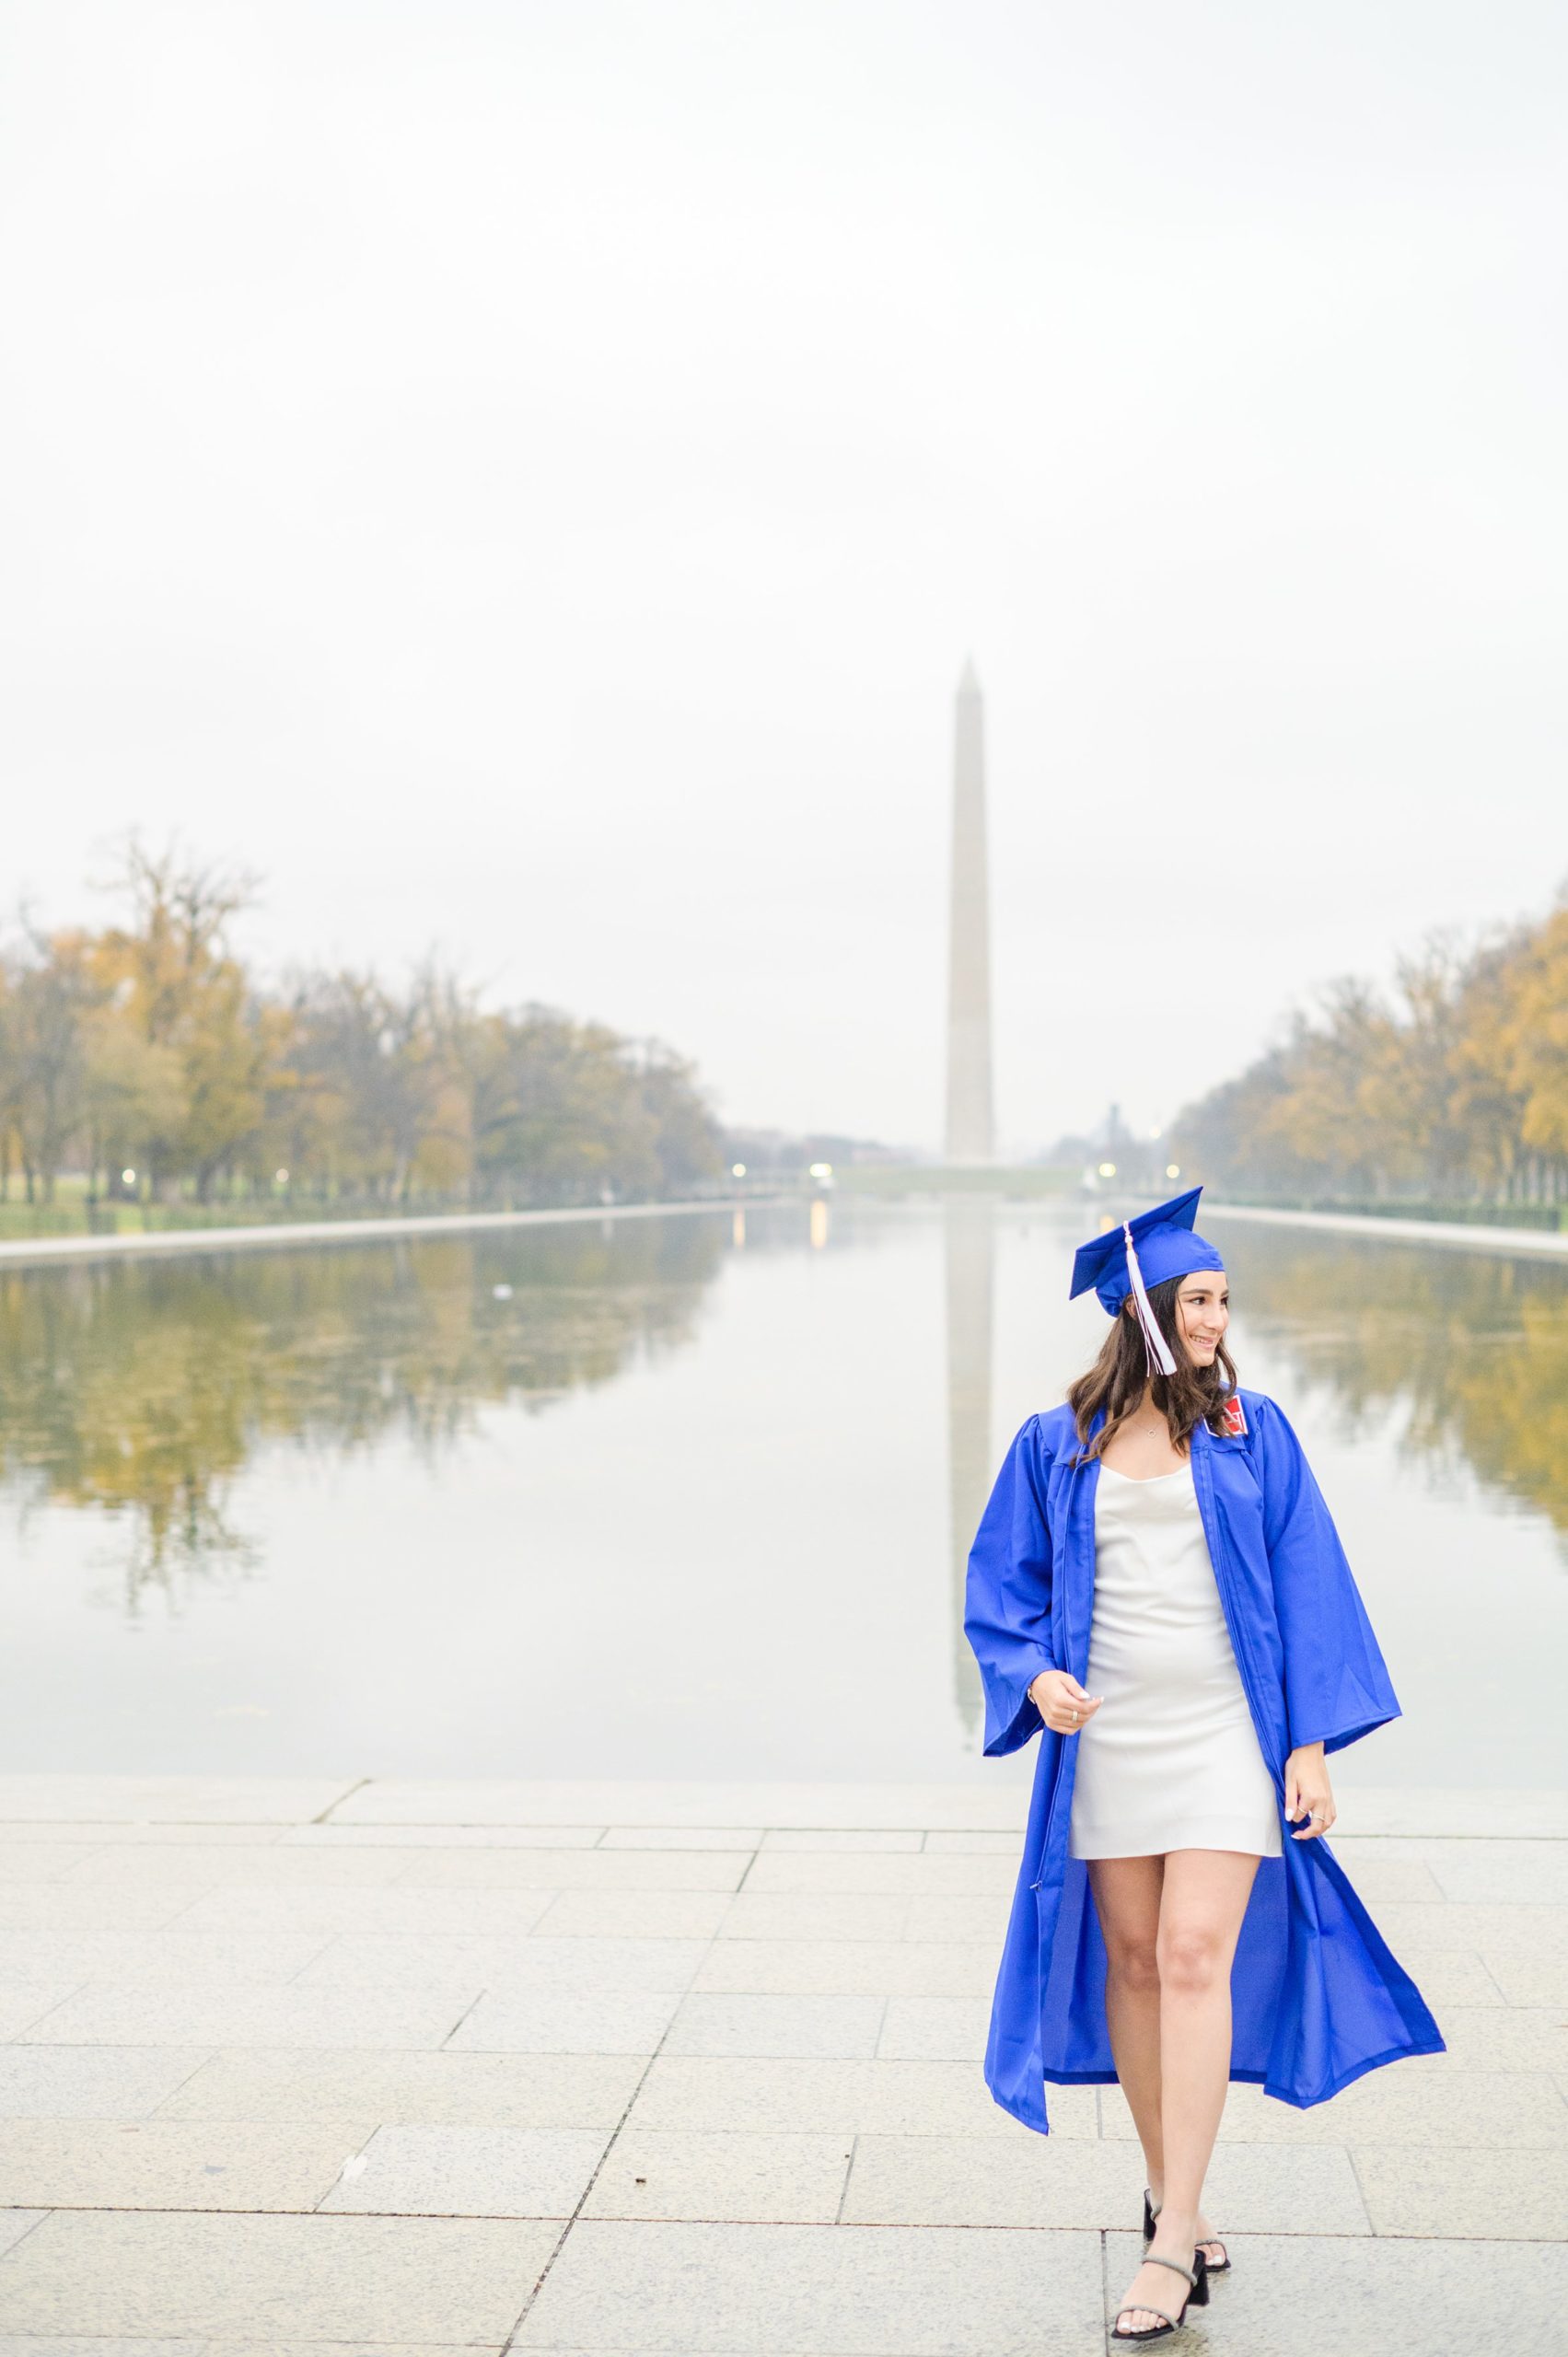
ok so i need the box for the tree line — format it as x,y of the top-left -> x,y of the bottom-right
0,846 -> 726,1209
1173,904 -> 1568,1205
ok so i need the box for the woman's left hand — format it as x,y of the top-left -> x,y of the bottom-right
1284,1743 -> 1336,1839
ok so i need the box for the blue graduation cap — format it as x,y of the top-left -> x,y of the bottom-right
1069,1185 -> 1225,1376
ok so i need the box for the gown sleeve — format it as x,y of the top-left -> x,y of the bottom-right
963,1414 -> 1060,1757
1254,1397 -> 1401,1755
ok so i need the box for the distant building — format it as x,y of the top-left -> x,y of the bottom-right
944,659 -> 995,1166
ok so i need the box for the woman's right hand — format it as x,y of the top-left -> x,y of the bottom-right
1028,1667 -> 1103,1736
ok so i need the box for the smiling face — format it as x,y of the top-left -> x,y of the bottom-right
1173,1268 -> 1229,1366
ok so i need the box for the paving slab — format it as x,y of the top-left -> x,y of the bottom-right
902,1897 -> 1012,1944
715,1896 -> 914,1944
841,2132 -> 1369,2232
65,1846 -> 414,1887
0,2211 -> 558,2339
1323,1786 -> 1568,1839
1101,2224 -> 1568,2351
1326,1946 -> 1500,2008
393,1849 -> 747,1889
529,1890 -> 734,1939
0,1888 -> 204,1932
1310,1854 -> 1446,1901
1423,1838 -> 1568,1903
1482,1949 -> 1568,2003
601,1827 -> 763,1851
1352,2139 -> 1568,2238
0,2345 -> 495,2357
876,1998 -> 991,2061
1106,2065 -> 1568,2147
154,2048 -> 644,2128
1350,1832 -> 1565,1863
0,1845 -> 110,1883
0,1985 -> 89,2038
0,2224 -> 44,2266
715,1893 -> 1015,1949
626,2056 -> 1098,2140
319,2122 -> 611,2216
0,1823 -> 286,1845
0,2118 -> 370,2210
15,1985 -> 473,2051
1370,1898 -> 1568,1952
292,1933 -> 711,1993
166,1886 -> 563,1934
757,1831 -> 923,1854
281,1822 -> 605,1848
691,1938 -> 997,1996
0,1778 -> 361,1826
0,2047 -> 211,2120
920,1830 -> 1022,1853
1420,2004 -> 1568,2072
515,2217 -> 1101,2352
582,2130 -> 854,2223
0,1932 -> 331,1986
444,1990 -> 681,2055
330,1782 -> 1032,1831
742,1854 -> 1016,1895
663,1996 -> 888,2060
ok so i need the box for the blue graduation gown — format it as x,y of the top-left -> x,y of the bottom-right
963,1390 -> 1445,2133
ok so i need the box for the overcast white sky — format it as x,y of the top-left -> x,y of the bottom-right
3,1 -> 1564,1153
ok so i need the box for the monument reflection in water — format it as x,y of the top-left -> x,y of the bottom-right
0,1202 -> 1563,1783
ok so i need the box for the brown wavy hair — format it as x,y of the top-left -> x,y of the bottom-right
1067,1270 -> 1238,1462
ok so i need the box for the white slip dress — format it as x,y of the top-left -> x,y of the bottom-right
1068,1458 -> 1283,1861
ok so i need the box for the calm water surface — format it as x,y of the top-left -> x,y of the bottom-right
2,1202 -> 1564,1786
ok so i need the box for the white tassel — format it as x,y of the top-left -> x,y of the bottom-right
1123,1222 -> 1177,1378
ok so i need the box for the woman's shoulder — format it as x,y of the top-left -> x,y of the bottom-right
1030,1401 -> 1081,1454
999,1402 -> 1079,1456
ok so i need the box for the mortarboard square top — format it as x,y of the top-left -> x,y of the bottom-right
1069,1185 -> 1225,1317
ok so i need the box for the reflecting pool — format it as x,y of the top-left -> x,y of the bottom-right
1,1202 -> 1563,1787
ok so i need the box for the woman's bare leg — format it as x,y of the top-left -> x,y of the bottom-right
1085,1855 -> 1165,2179
1151,1849 -> 1258,2231
1109,1848 -> 1260,2334
1085,1857 -> 1224,2248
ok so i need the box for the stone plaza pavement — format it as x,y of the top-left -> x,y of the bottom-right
0,1774 -> 1561,2357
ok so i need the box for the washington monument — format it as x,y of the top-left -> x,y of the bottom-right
944,658 -> 995,1164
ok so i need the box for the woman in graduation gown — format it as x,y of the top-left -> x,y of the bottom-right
963,1188 -> 1443,2341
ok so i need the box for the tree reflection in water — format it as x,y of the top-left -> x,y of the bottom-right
0,1220 -> 724,1612
1217,1225 -> 1568,1552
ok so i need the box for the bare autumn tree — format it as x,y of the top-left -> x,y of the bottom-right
2,928 -> 103,1201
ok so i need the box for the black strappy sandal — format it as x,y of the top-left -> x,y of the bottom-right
1111,2247 -> 1209,2342
1143,2185 -> 1231,2273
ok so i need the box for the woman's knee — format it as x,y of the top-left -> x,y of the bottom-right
1156,1921 -> 1226,1997
1104,1934 -> 1161,1993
